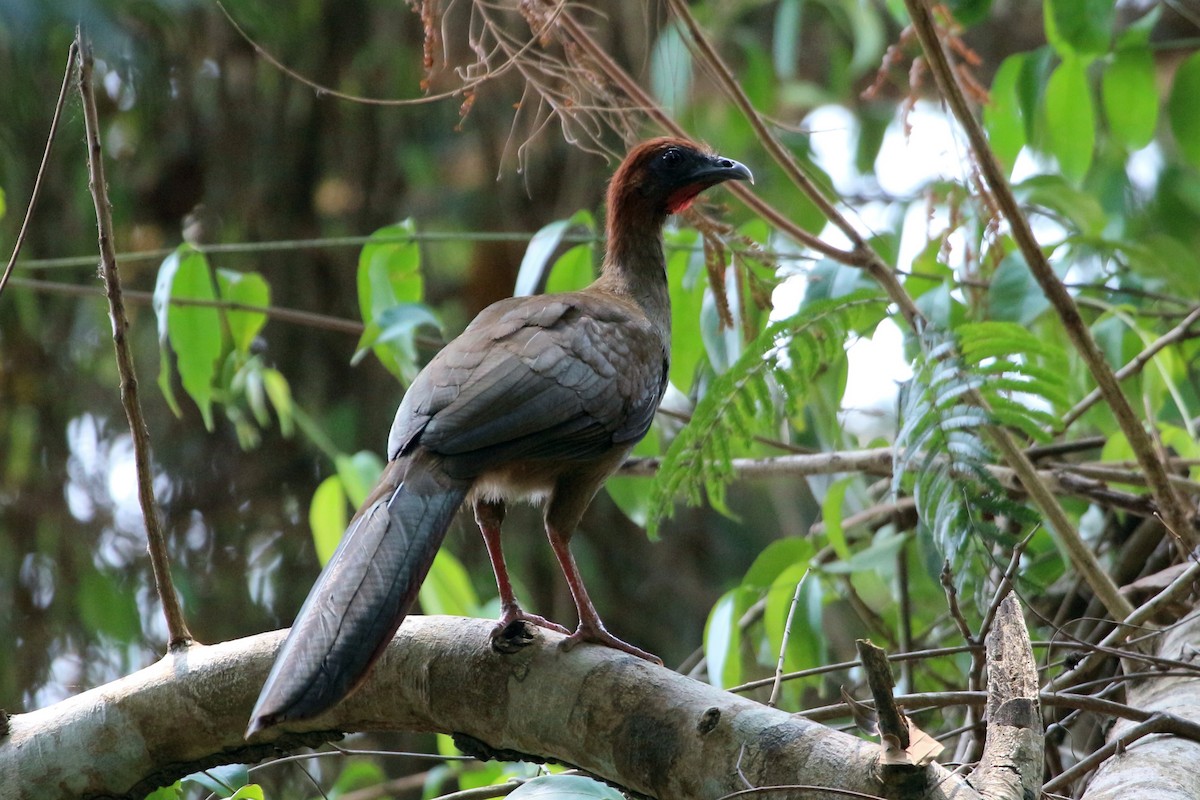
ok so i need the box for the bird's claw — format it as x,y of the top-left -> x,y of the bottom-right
561,622 -> 662,666
489,605 -> 570,654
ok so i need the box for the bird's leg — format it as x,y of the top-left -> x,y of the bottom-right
474,499 -> 569,638
546,524 -> 662,665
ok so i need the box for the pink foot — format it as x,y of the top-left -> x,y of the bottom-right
561,622 -> 662,665
492,603 -> 570,636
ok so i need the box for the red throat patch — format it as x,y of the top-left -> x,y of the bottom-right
666,185 -> 703,214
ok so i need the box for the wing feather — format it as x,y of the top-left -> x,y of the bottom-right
386,293 -> 666,472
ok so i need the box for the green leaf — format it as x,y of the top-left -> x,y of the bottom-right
79,569 -> 140,641
773,0 -> 802,80
1102,46 -> 1157,150
216,269 -> 269,354
419,549 -> 480,617
354,302 -> 443,383
335,451 -> 384,508
824,528 -> 909,575
261,367 -> 294,437
650,21 -> 692,117
895,327 -> 1049,564
508,775 -> 625,799
1017,47 -> 1056,145
650,291 -> 885,533
152,249 -> 185,417
1014,174 -> 1106,235
182,765 -> 249,796
167,247 -> 223,429
843,0 -> 885,77
945,0 -> 993,26
1169,52 -> 1200,169
605,431 -> 661,527
330,761 -> 388,794
356,220 -> 427,380
358,220 -> 422,319
309,475 -> 348,566
820,477 -> 855,561
666,228 -> 706,391
142,782 -> 182,800
1044,57 -> 1095,182
704,587 -> 753,689
544,243 -> 596,294
1044,0 -> 1112,58
743,538 -> 814,589
1119,233 -> 1200,295
985,54 -> 1028,170
988,252 -> 1049,324
515,210 -> 595,296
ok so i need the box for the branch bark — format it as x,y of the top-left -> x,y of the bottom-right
1078,611 -> 1200,800
1,617 -> 992,800
970,595 -> 1043,800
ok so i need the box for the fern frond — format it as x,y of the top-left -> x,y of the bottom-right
647,290 -> 886,536
895,325 -> 1048,564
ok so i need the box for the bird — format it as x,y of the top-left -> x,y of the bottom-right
246,137 -> 752,737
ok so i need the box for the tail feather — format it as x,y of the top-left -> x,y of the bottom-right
247,460 -> 468,736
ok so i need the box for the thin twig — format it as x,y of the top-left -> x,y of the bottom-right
550,11 -> 855,267
77,31 -> 191,649
903,0 -> 1197,548
1048,562 -> 1200,692
1041,714 -> 1177,795
767,570 -> 809,708
662,0 -> 923,330
0,40 -> 77,299
1059,304 -> 1200,432
804,689 -> 1174,726
808,497 -> 916,536
940,562 -> 975,644
5,276 -> 368,336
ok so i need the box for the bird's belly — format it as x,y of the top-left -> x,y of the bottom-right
468,460 -> 560,506
466,447 -> 630,508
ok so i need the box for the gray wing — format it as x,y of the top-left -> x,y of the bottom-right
387,294 -> 666,478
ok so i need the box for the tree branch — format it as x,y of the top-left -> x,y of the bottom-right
0,617 -> 987,800
76,32 -> 191,648
1077,611 -> 1200,800
970,595 -> 1043,800
1059,304 -> 1200,432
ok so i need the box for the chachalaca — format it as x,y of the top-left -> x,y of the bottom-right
246,137 -> 752,736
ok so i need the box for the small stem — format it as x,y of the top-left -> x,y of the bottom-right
768,570 -> 809,708
77,32 -> 192,649
0,40 -> 77,299
1059,304 -> 1200,432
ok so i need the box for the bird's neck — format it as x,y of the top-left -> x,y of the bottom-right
594,210 -> 671,340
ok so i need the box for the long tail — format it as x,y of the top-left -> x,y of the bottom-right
246,458 -> 468,736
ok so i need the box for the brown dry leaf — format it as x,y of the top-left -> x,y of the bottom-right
904,718 -> 945,766
839,685 -> 879,736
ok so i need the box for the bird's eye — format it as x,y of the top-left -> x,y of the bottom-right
661,147 -> 682,165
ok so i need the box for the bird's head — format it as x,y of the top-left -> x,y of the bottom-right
607,137 -> 753,222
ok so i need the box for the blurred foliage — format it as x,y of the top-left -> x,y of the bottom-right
3,0 -> 1200,797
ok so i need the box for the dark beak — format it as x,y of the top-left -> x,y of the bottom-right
693,155 -> 754,186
